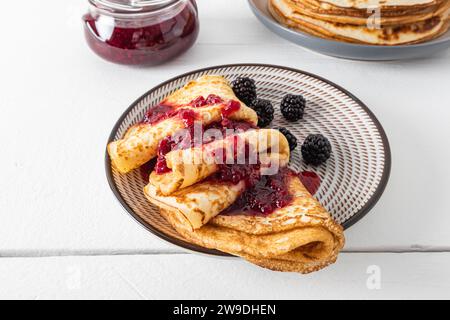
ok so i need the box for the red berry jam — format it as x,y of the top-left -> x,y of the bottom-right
154,121 -> 203,174
158,136 -> 175,156
190,95 -> 225,108
299,171 -> 321,195
155,137 -> 175,174
148,94 -> 255,176
179,109 -> 198,127
155,158 -> 172,174
142,95 -> 234,126
190,96 -> 207,108
216,164 -> 261,187
206,118 -> 257,134
153,119 -> 255,175
142,104 -> 198,127
211,142 -> 294,216
205,94 -> 224,105
142,104 -> 176,125
222,168 -> 294,216
83,0 -> 199,65
142,96 -> 249,129
221,100 -> 241,118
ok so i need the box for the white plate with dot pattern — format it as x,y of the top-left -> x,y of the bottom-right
106,64 -> 391,257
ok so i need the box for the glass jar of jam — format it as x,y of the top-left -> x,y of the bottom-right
83,0 -> 199,65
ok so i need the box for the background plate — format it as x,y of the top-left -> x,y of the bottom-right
248,0 -> 450,61
106,64 -> 391,257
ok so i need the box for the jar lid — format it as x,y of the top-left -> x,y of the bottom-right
89,0 -> 180,13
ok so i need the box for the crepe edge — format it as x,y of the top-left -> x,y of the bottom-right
159,208 -> 344,274
303,0 -> 445,13
286,0 -> 450,26
149,128 -> 291,196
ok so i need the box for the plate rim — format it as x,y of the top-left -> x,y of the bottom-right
105,63 -> 392,256
247,0 -> 450,49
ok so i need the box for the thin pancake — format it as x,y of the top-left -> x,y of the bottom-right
149,129 -> 290,196
293,0 -> 446,19
145,180 -> 246,230
302,0 -> 444,12
108,76 -> 258,173
270,0 -> 450,45
156,175 -> 345,274
288,0 -> 450,26
146,150 -> 288,229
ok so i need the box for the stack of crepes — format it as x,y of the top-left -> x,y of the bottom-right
269,0 -> 450,45
108,75 -> 345,274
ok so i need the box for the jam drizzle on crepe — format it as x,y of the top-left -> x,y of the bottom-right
142,95 -> 238,126
299,171 -> 321,196
190,94 -> 224,108
221,168 -> 295,216
144,94 -> 317,216
141,95 -> 248,174
153,119 -> 256,175
209,143 -> 296,215
143,95 -> 255,175
142,104 -> 177,125
218,170 -> 322,216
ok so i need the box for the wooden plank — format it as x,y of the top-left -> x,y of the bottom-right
1,253 -> 449,299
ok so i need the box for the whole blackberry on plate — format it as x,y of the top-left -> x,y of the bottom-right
251,99 -> 274,128
301,134 -> 332,166
280,94 -> 306,121
277,127 -> 298,151
231,77 -> 257,105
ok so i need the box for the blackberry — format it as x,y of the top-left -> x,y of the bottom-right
301,134 -> 332,166
251,99 -> 274,128
280,94 -> 306,121
277,127 -> 298,151
231,77 -> 257,105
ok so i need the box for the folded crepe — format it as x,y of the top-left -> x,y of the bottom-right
270,0 -> 450,45
149,129 -> 291,196
145,180 -> 246,230
146,174 -> 345,274
108,76 -> 258,173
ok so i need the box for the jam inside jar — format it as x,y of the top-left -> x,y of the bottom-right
83,0 -> 199,65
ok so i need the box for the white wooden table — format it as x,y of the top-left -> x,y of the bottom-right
1,0 -> 450,300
